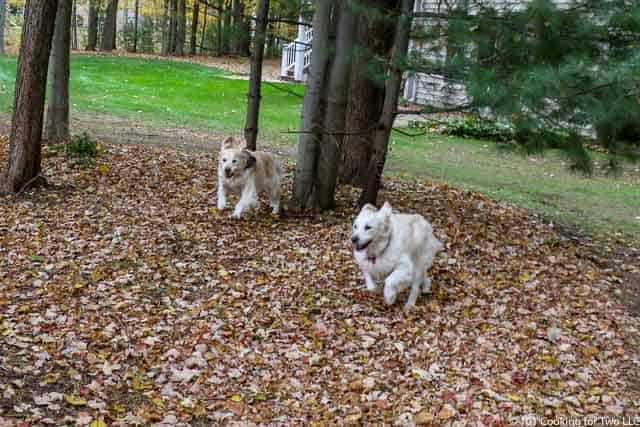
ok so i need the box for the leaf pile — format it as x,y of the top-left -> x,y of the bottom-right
1,137 -> 639,425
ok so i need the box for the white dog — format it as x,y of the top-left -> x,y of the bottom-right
351,202 -> 443,310
217,137 -> 282,218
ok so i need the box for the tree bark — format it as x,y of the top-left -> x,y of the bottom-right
86,0 -> 99,50
222,0 -> 231,54
316,1 -> 357,210
45,0 -> 72,143
244,0 -> 270,151
1,0 -> 58,195
201,4 -> 208,54
291,0 -> 335,211
71,0 -> 78,49
190,0 -> 199,55
175,0 -> 186,56
169,0 -> 177,53
132,0 -> 139,52
359,0 -> 414,206
100,0 -> 118,51
0,0 -> 5,56
340,0 -> 398,187
161,0 -> 169,55
230,0 -> 242,55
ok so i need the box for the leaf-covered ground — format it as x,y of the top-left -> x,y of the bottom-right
1,137 -> 639,426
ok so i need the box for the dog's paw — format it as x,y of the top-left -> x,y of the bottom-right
383,286 -> 397,306
366,281 -> 382,294
230,211 -> 243,219
217,202 -> 227,211
422,277 -> 432,294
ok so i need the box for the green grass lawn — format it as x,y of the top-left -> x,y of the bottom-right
0,54 -> 638,242
0,55 -> 304,139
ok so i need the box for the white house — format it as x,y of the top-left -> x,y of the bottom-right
282,0 -> 570,108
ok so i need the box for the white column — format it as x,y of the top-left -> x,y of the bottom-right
293,15 -> 306,81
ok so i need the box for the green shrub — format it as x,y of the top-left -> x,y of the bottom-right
408,116 -> 515,142
442,117 -> 514,142
67,132 -> 99,167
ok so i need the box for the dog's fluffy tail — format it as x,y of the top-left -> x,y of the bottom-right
424,233 -> 444,267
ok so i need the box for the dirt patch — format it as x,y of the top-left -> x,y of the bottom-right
0,111 -> 297,159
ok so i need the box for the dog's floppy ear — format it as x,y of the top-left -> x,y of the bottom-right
379,202 -> 392,218
243,150 -> 257,170
222,136 -> 237,150
360,203 -> 377,214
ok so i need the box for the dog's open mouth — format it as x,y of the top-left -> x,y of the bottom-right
225,171 -> 235,179
354,240 -> 372,252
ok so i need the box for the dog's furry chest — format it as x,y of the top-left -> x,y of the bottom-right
354,251 -> 396,281
222,175 -> 250,193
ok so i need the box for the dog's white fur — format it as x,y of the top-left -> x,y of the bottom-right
217,137 -> 282,218
351,202 -> 443,310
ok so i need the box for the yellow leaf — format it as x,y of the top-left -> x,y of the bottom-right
97,164 -> 110,176
64,394 -> 87,406
507,393 -> 522,402
583,346 -> 598,358
230,394 -> 242,403
90,419 -> 107,427
17,305 -> 31,314
90,270 -> 103,282
152,398 -> 165,409
113,403 -> 126,413
132,374 -> 149,391
43,373 -> 61,384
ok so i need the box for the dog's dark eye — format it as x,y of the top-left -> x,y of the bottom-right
364,225 -> 372,231
232,160 -> 237,163
222,158 -> 227,162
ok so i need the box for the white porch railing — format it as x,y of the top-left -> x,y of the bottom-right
280,20 -> 313,81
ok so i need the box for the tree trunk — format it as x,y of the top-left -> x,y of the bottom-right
169,0 -> 177,53
1,0 -> 58,195
86,0 -> 99,50
100,0 -> 118,51
230,0 -> 243,55
222,0 -> 231,54
316,1 -> 357,210
340,0 -> 398,187
239,3 -> 250,56
161,0 -> 169,55
132,0 -> 139,52
71,0 -> 78,49
190,0 -> 199,55
244,0 -> 270,150
44,0 -> 72,143
291,0 -> 335,211
200,4 -> 208,54
218,0 -> 225,55
359,0 -> 414,206
0,0 -> 5,56
175,0 -> 186,56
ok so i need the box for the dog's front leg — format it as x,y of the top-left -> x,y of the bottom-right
383,263 -> 413,306
217,173 -> 227,211
364,271 -> 382,294
231,178 -> 257,218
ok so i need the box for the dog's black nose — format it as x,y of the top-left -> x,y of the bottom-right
351,236 -> 359,244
